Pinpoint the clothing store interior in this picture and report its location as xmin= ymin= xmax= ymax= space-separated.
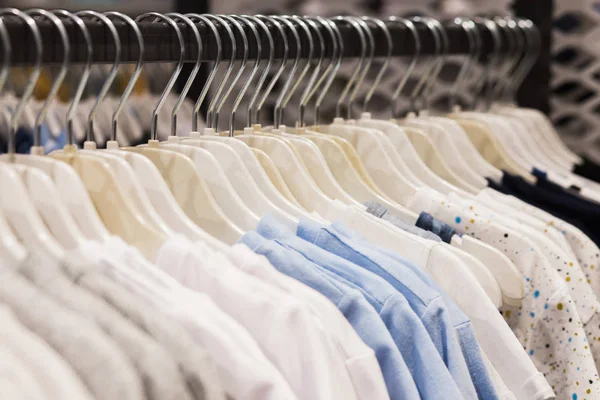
xmin=1 ymin=0 xmax=599 ymax=399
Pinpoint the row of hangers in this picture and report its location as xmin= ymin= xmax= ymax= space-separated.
xmin=0 ymin=9 xmax=566 ymax=308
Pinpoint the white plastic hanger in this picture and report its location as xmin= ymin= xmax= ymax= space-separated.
xmin=125 ymin=12 xmax=243 ymax=244
xmin=0 ymin=10 xmax=108 ymax=242
xmin=490 ymin=19 xmax=589 ymax=193
xmin=154 ymin=13 xmax=260 ymax=232
xmin=402 ymin=125 xmax=478 ymax=191
xmin=0 ymin=164 xmax=65 ymax=260
xmin=192 ymin=130 xmax=307 ymax=217
xmin=0 ymin=9 xmax=64 ymax=260
xmin=71 ymin=12 xmax=178 ymax=239
xmin=49 ymin=11 xmax=166 ymax=260
xmin=490 ymin=19 xmax=569 ymax=173
xmin=452 ymin=235 xmax=524 ymax=307
xmin=448 ymin=18 xmax=537 ymax=180
xmin=269 ymin=16 xmax=361 ymax=206
xmin=175 ymin=14 xmax=306 ymax=220
xmin=169 ymin=14 xmax=297 ymax=229
xmin=288 ymin=17 xmax=410 ymax=215
xmin=250 ymin=146 xmax=302 ymax=206
xmin=312 ymin=17 xmax=418 ymax=218
xmin=4 ymin=11 xmax=88 ymax=250
xmin=339 ymin=18 xmax=424 ymax=192
xmin=356 ymin=17 xmax=471 ymax=196
xmin=232 ymin=15 xmax=334 ymax=217
xmin=423 ymin=18 xmax=503 ymax=182
xmin=397 ymin=18 xmax=489 ymax=190
xmin=238 ymin=134 xmax=333 ymax=215
xmin=81 ymin=12 xmax=228 ymax=251
xmin=333 ymin=17 xmax=429 ymax=192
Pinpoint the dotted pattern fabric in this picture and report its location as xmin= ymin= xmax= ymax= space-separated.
xmin=410 ymin=192 xmax=600 ymax=399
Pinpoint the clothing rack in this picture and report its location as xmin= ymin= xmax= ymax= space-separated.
xmin=3 ymin=18 xmax=509 ymax=65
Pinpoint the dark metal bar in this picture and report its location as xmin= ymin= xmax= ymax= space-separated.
xmin=1 ymin=17 xmax=503 ymax=65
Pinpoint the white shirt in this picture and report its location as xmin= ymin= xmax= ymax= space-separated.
xmin=77 ymin=237 xmax=298 ymax=400
xmin=408 ymin=188 xmax=598 ymax=399
xmin=155 ymin=235 xmax=358 ymax=400
xmin=0 ymin=305 xmax=94 ymax=400
xmin=228 ymin=243 xmax=390 ymax=400
xmin=0 ymin=342 xmax=46 ymax=400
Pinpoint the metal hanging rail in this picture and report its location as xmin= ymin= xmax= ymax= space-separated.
xmin=1 ymin=17 xmax=507 ymax=65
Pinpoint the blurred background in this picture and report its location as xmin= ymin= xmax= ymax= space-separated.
xmin=1 ymin=0 xmax=599 ymax=160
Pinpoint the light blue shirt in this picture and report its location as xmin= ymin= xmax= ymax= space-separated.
xmin=239 ymin=231 xmax=421 ymax=400
xmin=302 ymin=219 xmax=479 ymax=400
xmin=256 ymin=216 xmax=465 ymax=400
xmin=328 ymin=221 xmax=499 ymax=400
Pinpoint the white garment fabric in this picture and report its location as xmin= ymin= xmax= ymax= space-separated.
xmin=227 ymin=243 xmax=390 ymax=400
xmin=0 ymin=342 xmax=46 ymax=400
xmin=408 ymin=187 xmax=599 ymax=399
xmin=154 ymin=235 xmax=357 ymax=400
xmin=0 ymin=305 xmax=94 ymax=400
xmin=74 ymin=237 xmax=299 ymax=400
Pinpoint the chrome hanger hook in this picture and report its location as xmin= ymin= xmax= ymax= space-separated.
xmin=408 ymin=16 xmax=441 ymax=114
xmin=135 ymin=12 xmax=184 ymax=142
xmin=301 ymin=16 xmax=336 ymax=126
xmin=491 ymin=17 xmax=516 ymax=103
xmin=0 ymin=8 xmax=41 ymax=154
xmin=497 ymin=17 xmax=525 ymax=102
xmin=333 ymin=16 xmax=366 ymax=119
xmin=420 ymin=18 xmax=448 ymax=112
xmin=315 ymin=18 xmax=343 ymax=125
xmin=165 ymin=12 xmax=201 ymax=137
xmin=76 ymin=10 xmax=120 ymax=145
xmin=187 ymin=14 xmax=225 ymax=132
xmin=471 ymin=17 xmax=501 ymax=110
xmin=53 ymin=10 xmax=92 ymax=147
xmin=345 ymin=17 xmax=375 ymax=118
xmin=103 ymin=11 xmax=144 ymax=143
xmin=244 ymin=15 xmax=274 ymax=127
xmin=271 ymin=15 xmax=301 ymax=129
xmin=227 ymin=15 xmax=261 ymax=135
xmin=388 ymin=17 xmax=420 ymax=119
xmin=345 ymin=17 xmax=374 ymax=118
xmin=279 ymin=16 xmax=318 ymax=127
xmin=509 ymin=19 xmax=540 ymax=103
xmin=254 ymin=15 xmax=287 ymax=126
xmin=296 ymin=16 xmax=325 ymax=127
xmin=24 ymin=9 xmax=70 ymax=152
xmin=449 ymin=18 xmax=479 ymax=111
xmin=207 ymin=14 xmax=246 ymax=131
xmin=0 ymin=17 xmax=9 ymax=97
xmin=361 ymin=16 xmax=392 ymax=114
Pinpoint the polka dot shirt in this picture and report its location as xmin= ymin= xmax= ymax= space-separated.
xmin=407 ymin=188 xmax=600 ymax=399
